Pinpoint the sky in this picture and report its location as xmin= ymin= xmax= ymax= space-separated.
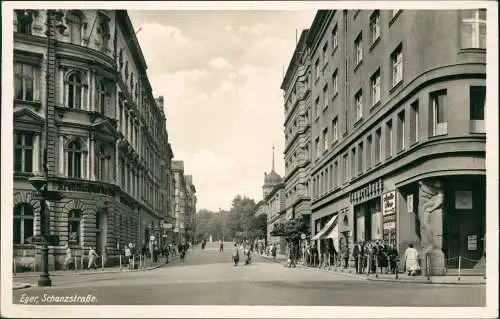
xmin=129 ymin=10 xmax=316 ymax=211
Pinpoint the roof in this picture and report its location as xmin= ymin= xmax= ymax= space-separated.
xmin=264 ymin=170 xmax=283 ymax=185
xmin=280 ymin=29 xmax=309 ymax=91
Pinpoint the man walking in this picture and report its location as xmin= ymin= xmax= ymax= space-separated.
xmin=219 ymin=239 xmax=224 ymax=252
xmin=232 ymin=243 xmax=240 ymax=266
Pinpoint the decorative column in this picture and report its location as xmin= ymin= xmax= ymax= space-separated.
xmin=30 ymin=133 xmax=40 ymax=175
xmin=90 ymin=68 xmax=96 ymax=112
xmin=58 ymin=66 xmax=64 ymax=106
xmin=87 ymin=70 xmax=91 ymax=112
xmin=89 ymin=133 xmax=95 ymax=181
xmin=115 ymin=141 xmax=120 ymax=186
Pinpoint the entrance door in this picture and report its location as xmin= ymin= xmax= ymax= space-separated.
xmin=96 ymin=211 xmax=106 ymax=255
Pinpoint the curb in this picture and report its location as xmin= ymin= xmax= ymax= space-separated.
xmin=13 ymin=283 xmax=32 ymax=290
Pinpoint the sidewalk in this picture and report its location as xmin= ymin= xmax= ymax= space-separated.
xmin=12 ymin=256 xmax=178 ymax=279
xmin=261 ymin=256 xmax=486 ymax=286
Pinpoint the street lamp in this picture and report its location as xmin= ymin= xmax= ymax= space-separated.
xmin=28 ymin=176 xmax=64 ymax=287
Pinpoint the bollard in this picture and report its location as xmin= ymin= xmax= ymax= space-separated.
xmin=458 ymin=256 xmax=461 ymax=281
xmin=102 ymin=255 xmax=105 ymax=271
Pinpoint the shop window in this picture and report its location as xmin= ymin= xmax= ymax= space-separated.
xmin=67 ymin=140 xmax=82 ymax=178
xmin=430 ymin=89 xmax=448 ymax=136
xmin=13 ymin=204 xmax=34 ymax=245
xmin=461 ymin=9 xmax=486 ymax=49
xmin=14 ymin=63 xmax=38 ymax=101
xmin=470 ymin=86 xmax=485 ymax=133
xmin=68 ymin=210 xmax=81 ymax=246
xmin=14 ymin=132 xmax=34 ymax=173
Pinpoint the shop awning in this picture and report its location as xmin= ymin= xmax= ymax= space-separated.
xmin=311 ymin=215 xmax=338 ymax=241
xmin=326 ymin=223 xmax=339 ymax=252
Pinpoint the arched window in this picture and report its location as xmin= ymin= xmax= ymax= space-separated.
xmin=95 ymin=145 xmax=106 ymax=181
xmin=68 ymin=210 xmax=81 ymax=246
xmin=67 ymin=140 xmax=82 ymax=178
xmin=13 ymin=204 xmax=34 ymax=244
xmin=68 ymin=73 xmax=83 ymax=109
xmin=97 ymin=80 xmax=107 ymax=115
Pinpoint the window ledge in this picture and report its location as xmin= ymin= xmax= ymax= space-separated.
xmin=14 ymin=99 xmax=42 ymax=111
xmin=370 ymin=100 xmax=381 ymax=111
xmin=389 ymin=80 xmax=403 ymax=94
xmin=369 ymin=37 xmax=381 ymax=52
xmin=397 ymin=149 xmax=405 ymax=155
xmin=331 ymin=46 xmax=338 ymax=56
xmin=458 ymin=48 xmax=486 ymax=54
xmin=353 ymin=117 xmax=363 ymax=128
xmin=314 ymin=116 xmax=320 ymax=122
xmin=410 ymin=140 xmax=419 ymax=148
xmin=332 ymin=92 xmax=339 ymax=101
xmin=389 ymin=10 xmax=402 ymax=26
xmin=331 ymin=140 xmax=339 ymax=147
xmin=429 ymin=133 xmax=448 ymax=138
xmin=385 ymin=155 xmax=393 ymax=161
xmin=354 ymin=60 xmax=363 ymax=73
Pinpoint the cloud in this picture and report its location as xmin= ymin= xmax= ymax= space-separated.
xmin=209 ymin=57 xmax=234 ymax=71
xmin=225 ymin=23 xmax=271 ymax=37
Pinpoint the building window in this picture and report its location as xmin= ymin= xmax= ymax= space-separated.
xmin=15 ymin=10 xmax=33 ymax=35
xmin=358 ymin=142 xmax=363 ymax=175
xmin=391 ymin=44 xmax=403 ymax=87
xmin=366 ymin=135 xmax=372 ymax=169
xmin=370 ymin=10 xmax=381 ymax=45
xmin=323 ymin=128 xmax=329 ymax=152
xmin=119 ymin=49 xmax=123 ymax=69
xmin=397 ymin=110 xmax=405 ymax=151
xmin=322 ymin=42 xmax=329 ymax=66
xmin=13 ymin=204 xmax=34 ymax=245
xmin=410 ymin=100 xmax=419 ymax=144
xmin=470 ymin=86 xmax=486 ymax=120
xmin=315 ymin=97 xmax=320 ymax=118
xmin=68 ymin=72 xmax=84 ymax=109
xmin=332 ymin=117 xmax=338 ymax=142
xmin=14 ymin=63 xmax=36 ymax=101
xmin=332 ymin=69 xmax=338 ymax=96
xmin=66 ymin=10 xmax=83 ymax=45
xmin=385 ymin=120 xmax=393 ymax=158
xmin=461 ymin=9 xmax=486 ymax=49
xmin=315 ymin=59 xmax=320 ymax=81
xmin=391 ymin=9 xmax=402 ymax=20
xmin=67 ymin=140 xmax=82 ymax=178
xmin=334 ymin=161 xmax=339 ymax=188
xmin=332 ymin=24 xmax=338 ymax=50
xmin=98 ymin=17 xmax=110 ymax=53
xmin=374 ymin=129 xmax=381 ymax=164
xmin=355 ymin=89 xmax=363 ymax=121
xmin=323 ymin=84 xmax=329 ymax=109
xmin=355 ymin=33 xmax=363 ymax=66
xmin=371 ymin=69 xmax=381 ymax=106
xmin=68 ymin=210 xmax=81 ymax=246
xmin=343 ymin=154 xmax=348 ymax=184
xmin=95 ymin=145 xmax=107 ymax=181
xmin=430 ymin=90 xmax=448 ymax=136
xmin=97 ymin=80 xmax=107 ymax=115
xmin=14 ymin=132 xmax=33 ymax=173
xmin=351 ymin=148 xmax=356 ymax=179
xmin=315 ymin=137 xmax=321 ymax=159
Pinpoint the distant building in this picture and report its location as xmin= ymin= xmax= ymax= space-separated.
xmin=283 ymin=9 xmax=486 ymax=272
xmin=172 ymin=160 xmax=186 ymax=242
xmin=184 ymin=175 xmax=197 ymax=242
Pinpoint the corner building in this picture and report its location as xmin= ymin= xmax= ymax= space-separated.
xmin=286 ymin=9 xmax=486 ymax=272
xmin=13 ymin=9 xmax=175 ymax=270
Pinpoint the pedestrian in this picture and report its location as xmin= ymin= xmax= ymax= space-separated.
xmin=352 ymin=242 xmax=361 ymax=273
xmin=87 ymin=247 xmax=99 ymax=270
xmin=178 ymin=242 xmax=186 ymax=262
xmin=388 ymin=244 xmax=399 ymax=274
xmin=63 ymin=244 xmax=73 ymax=271
xmin=232 ymin=243 xmax=240 ymax=266
xmin=404 ymin=243 xmax=420 ymax=276
xmin=271 ymin=243 xmax=277 ymax=260
xmin=219 ymin=239 xmax=224 ymax=252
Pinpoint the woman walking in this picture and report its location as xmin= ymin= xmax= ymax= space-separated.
xmin=404 ymin=243 xmax=420 ymax=276
xmin=232 ymin=243 xmax=240 ymax=266
xmin=87 ymin=247 xmax=99 ymax=270
xmin=63 ymin=244 xmax=73 ymax=271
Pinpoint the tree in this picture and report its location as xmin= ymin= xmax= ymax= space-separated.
xmin=251 ymin=213 xmax=267 ymax=239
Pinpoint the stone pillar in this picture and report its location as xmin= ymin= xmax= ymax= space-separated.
xmin=418 ymin=179 xmax=445 ymax=275
xmin=90 ymin=68 xmax=96 ymax=112
xmin=87 ymin=70 xmax=91 ymax=111
xmin=90 ymin=134 xmax=95 ymax=181
xmin=58 ymin=68 xmax=64 ymax=105
xmin=33 ymin=133 xmax=40 ymax=174
xmin=59 ymin=135 xmax=64 ymax=175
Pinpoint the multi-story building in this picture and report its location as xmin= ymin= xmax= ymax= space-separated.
xmin=281 ymin=30 xmax=313 ymax=239
xmin=184 ymin=175 xmax=197 ymax=242
xmin=172 ymin=160 xmax=186 ymax=242
xmin=285 ymin=9 xmax=486 ymax=273
xmin=12 ymin=9 xmax=177 ymax=270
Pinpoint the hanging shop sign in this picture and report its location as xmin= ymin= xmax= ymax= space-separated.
xmin=382 ymin=190 xmax=396 ymax=216
xmin=467 ymin=235 xmax=478 ymax=251
xmin=349 ymin=179 xmax=384 ymax=205
xmin=407 ymin=194 xmax=414 ymax=213
xmin=455 ymin=190 xmax=473 ymax=210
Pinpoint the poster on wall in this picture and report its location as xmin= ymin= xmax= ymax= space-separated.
xmin=382 ymin=191 xmax=396 ymax=216
xmin=467 ymin=235 xmax=478 ymax=251
xmin=455 ymin=190 xmax=473 ymax=209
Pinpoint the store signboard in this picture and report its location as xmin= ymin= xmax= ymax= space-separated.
xmin=383 ymin=221 xmax=396 ymax=230
xmin=382 ymin=191 xmax=396 ymax=216
xmin=407 ymin=194 xmax=414 ymax=213
xmin=467 ymin=235 xmax=477 ymax=251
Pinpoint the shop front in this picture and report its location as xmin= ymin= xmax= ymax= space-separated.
xmin=351 ymin=179 xmax=384 ymax=244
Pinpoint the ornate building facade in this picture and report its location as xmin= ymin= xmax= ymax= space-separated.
xmin=184 ymin=175 xmax=197 ymax=242
xmin=283 ymin=9 xmax=486 ymax=273
xmin=171 ymin=160 xmax=186 ymax=242
xmin=12 ymin=9 xmax=191 ymax=270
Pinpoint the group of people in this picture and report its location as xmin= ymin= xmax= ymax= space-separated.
xmin=231 ymin=240 xmax=252 ymax=266
xmin=350 ymin=240 xmax=399 ymax=274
